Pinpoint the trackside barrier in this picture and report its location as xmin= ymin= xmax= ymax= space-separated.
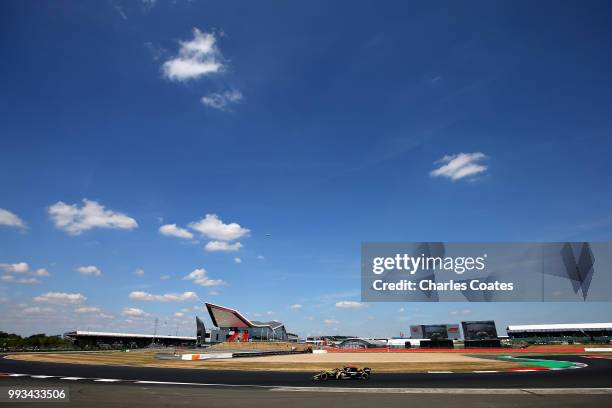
xmin=322 ymin=347 xmax=589 ymax=353
xmin=180 ymin=353 xmax=233 ymax=361
xmin=312 ymin=350 xmax=328 ymax=354
xmin=174 ymin=349 xmax=308 ymax=361
xmin=584 ymin=348 xmax=612 ymax=352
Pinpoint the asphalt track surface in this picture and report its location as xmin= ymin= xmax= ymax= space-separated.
xmin=1 ymin=354 xmax=611 ymax=389
xmin=2 ymin=378 xmax=611 ymax=408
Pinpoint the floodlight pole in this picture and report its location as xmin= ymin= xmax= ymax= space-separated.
xmin=152 ymin=317 xmax=158 ymax=346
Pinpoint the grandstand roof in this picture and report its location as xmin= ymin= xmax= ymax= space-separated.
xmin=64 ymin=330 xmax=196 ymax=340
xmin=507 ymin=323 xmax=612 ymax=332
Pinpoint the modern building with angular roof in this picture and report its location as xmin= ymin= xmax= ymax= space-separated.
xmin=205 ymin=302 xmax=291 ymax=342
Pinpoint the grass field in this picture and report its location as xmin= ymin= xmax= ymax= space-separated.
xmin=7 ymin=350 xmax=520 ymax=372
xmin=9 ymin=344 xmax=609 ymax=372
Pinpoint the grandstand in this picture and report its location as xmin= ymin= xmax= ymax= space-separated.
xmin=507 ymin=323 xmax=612 ymax=343
xmin=63 ymin=330 xmax=196 ymax=348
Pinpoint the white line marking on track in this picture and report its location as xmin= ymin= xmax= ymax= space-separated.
xmin=472 ymin=371 xmax=499 ymax=373
xmin=30 ymin=375 xmax=55 ymax=378
xmin=8 ymin=374 xmax=28 ymax=377
xmin=60 ymin=377 xmax=86 ymax=380
xmin=427 ymin=371 xmax=453 ymax=374
xmin=131 ymin=380 xmax=273 ymax=388
xmin=93 ymin=379 xmax=122 ymax=382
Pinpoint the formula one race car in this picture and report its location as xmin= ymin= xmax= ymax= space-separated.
xmin=312 ymin=366 xmax=371 ymax=381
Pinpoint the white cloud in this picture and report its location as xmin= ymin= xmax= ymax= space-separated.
xmin=0 ymin=262 xmax=29 ymax=273
xmin=140 ymin=0 xmax=157 ymax=9
xmin=17 ymin=277 xmax=39 ymax=284
xmin=0 ymin=275 xmax=40 ymax=284
xmin=23 ymin=306 xmax=53 ymax=314
xmin=201 ymin=90 xmax=243 ymax=111
xmin=144 ymin=42 xmax=166 ymax=61
xmin=76 ymin=265 xmax=102 ymax=277
xmin=398 ymin=307 xmax=405 ymax=313
xmin=129 ymin=290 xmax=199 ymax=302
xmin=134 ymin=268 xmax=145 ymax=277
xmin=289 ymin=304 xmax=303 ymax=309
xmin=160 ymin=275 xmax=170 ymax=280
xmin=75 ymin=306 xmax=101 ymax=313
xmin=430 ymin=152 xmax=488 ymax=181
xmin=122 ymin=307 xmax=148 ymax=317
xmin=0 ymin=208 xmax=26 ymax=229
xmin=257 ymin=255 xmax=265 ymax=260
xmin=174 ymin=312 xmax=184 ymax=317
xmin=33 ymin=268 xmax=50 ymax=277
xmin=114 ymin=5 xmax=127 ymax=20
xmin=335 ymin=301 xmax=367 ymax=309
xmin=162 ymin=28 xmax=224 ymax=81
xmin=48 ymin=199 xmax=138 ymax=235
xmin=234 ymin=257 xmax=242 ymax=264
xmin=159 ymin=224 xmax=194 ymax=240
xmin=34 ymin=292 xmax=86 ymax=305
xmin=450 ymin=309 xmax=472 ymax=315
xmin=189 ymin=214 xmax=249 ymax=241
xmin=205 ymin=241 xmax=243 ymax=252
xmin=324 ymin=319 xmax=339 ymax=325
xmin=183 ymin=268 xmax=225 ymax=287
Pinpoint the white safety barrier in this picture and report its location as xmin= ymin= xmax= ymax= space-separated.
xmin=584 ymin=348 xmax=612 ymax=352
xmin=312 ymin=350 xmax=328 ymax=354
xmin=180 ymin=353 xmax=233 ymax=361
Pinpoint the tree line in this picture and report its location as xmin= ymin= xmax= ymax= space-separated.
xmin=0 ymin=331 xmax=73 ymax=350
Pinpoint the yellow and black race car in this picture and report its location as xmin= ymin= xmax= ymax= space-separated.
xmin=312 ymin=366 xmax=371 ymax=381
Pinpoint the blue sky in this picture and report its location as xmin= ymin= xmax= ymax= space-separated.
xmin=1 ymin=0 xmax=612 ymax=337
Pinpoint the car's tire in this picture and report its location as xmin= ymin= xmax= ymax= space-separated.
xmin=362 ymin=373 xmax=369 ymax=381
xmin=320 ymin=373 xmax=328 ymax=381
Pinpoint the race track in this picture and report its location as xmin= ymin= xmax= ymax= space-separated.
xmin=2 ymin=354 xmax=611 ymax=389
